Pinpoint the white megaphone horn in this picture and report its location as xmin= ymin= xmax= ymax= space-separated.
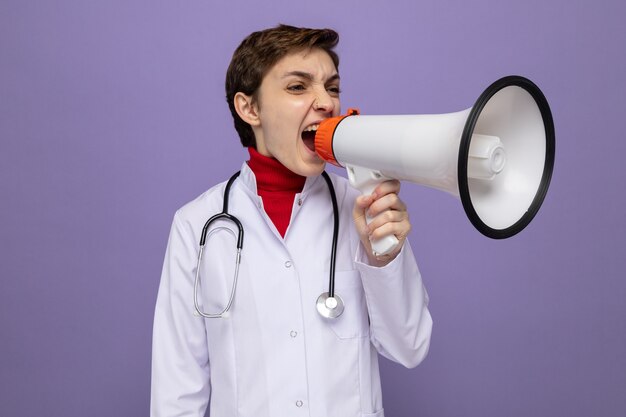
xmin=315 ymin=75 xmax=555 ymax=256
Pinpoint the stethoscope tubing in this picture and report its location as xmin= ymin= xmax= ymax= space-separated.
xmin=320 ymin=172 xmax=339 ymax=299
xmin=200 ymin=172 xmax=244 ymax=248
xmin=195 ymin=172 xmax=243 ymax=318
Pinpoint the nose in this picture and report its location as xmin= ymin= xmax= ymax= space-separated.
xmin=313 ymin=88 xmax=335 ymax=113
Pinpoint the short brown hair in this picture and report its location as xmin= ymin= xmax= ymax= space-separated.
xmin=225 ymin=24 xmax=340 ymax=147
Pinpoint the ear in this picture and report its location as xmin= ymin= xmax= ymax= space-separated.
xmin=234 ymin=92 xmax=261 ymax=127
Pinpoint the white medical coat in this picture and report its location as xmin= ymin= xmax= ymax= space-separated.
xmin=151 ymin=162 xmax=432 ymax=417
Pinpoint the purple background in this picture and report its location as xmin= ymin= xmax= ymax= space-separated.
xmin=2 ymin=1 xmax=625 ymax=416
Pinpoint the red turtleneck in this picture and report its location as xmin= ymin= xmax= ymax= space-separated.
xmin=247 ymin=147 xmax=306 ymax=237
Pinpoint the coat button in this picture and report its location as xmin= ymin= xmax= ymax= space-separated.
xmin=290 ymin=330 xmax=298 ymax=338
xmin=297 ymin=198 xmax=303 ymax=206
xmin=296 ymin=400 xmax=303 ymax=407
xmin=284 ymin=261 xmax=292 ymax=268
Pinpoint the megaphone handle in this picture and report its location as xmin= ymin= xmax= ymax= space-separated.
xmin=346 ymin=165 xmax=400 ymax=257
xmin=369 ymin=225 xmax=401 ymax=257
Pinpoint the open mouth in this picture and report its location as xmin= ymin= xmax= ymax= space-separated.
xmin=301 ymin=123 xmax=320 ymax=152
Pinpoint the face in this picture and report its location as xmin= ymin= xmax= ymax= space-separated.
xmin=246 ymin=48 xmax=341 ymax=176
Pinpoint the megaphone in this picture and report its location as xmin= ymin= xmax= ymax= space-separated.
xmin=315 ymin=75 xmax=555 ymax=256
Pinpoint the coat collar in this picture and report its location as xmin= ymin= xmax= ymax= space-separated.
xmin=238 ymin=162 xmax=324 ymax=200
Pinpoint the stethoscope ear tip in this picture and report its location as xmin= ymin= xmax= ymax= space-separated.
xmin=316 ymin=292 xmax=344 ymax=319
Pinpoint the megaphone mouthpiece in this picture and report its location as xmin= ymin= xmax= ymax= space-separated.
xmin=315 ymin=108 xmax=360 ymax=167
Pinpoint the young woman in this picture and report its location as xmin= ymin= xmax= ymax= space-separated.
xmin=151 ymin=25 xmax=432 ymax=417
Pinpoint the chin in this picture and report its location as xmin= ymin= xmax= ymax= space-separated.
xmin=296 ymin=160 xmax=326 ymax=177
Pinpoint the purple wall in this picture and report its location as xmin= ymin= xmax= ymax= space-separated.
xmin=1 ymin=1 xmax=625 ymax=416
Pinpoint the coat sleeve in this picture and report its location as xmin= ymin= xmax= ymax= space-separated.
xmin=151 ymin=211 xmax=211 ymax=417
xmin=354 ymin=240 xmax=433 ymax=369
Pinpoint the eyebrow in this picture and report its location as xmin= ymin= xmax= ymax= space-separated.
xmin=282 ymin=71 xmax=340 ymax=83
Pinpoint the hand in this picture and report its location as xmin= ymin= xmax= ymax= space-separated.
xmin=352 ymin=180 xmax=411 ymax=267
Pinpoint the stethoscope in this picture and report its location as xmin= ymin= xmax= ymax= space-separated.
xmin=193 ymin=171 xmax=344 ymax=319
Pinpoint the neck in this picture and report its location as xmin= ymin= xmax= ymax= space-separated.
xmin=246 ymin=147 xmax=306 ymax=237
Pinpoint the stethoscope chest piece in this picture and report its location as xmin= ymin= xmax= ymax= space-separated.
xmin=316 ymin=292 xmax=345 ymax=319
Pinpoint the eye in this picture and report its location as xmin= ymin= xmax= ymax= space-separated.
xmin=326 ymin=85 xmax=341 ymax=96
xmin=287 ymin=84 xmax=306 ymax=92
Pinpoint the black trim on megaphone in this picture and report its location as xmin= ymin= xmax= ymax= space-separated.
xmin=458 ymin=75 xmax=555 ymax=239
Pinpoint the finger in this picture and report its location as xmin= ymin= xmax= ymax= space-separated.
xmin=367 ymin=193 xmax=407 ymax=218
xmin=353 ymin=196 xmax=373 ymax=236
xmin=371 ymin=180 xmax=401 ymax=199
xmin=355 ymin=194 xmax=375 ymax=210
xmin=369 ymin=218 xmax=412 ymax=242
xmin=366 ymin=209 xmax=409 ymax=233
